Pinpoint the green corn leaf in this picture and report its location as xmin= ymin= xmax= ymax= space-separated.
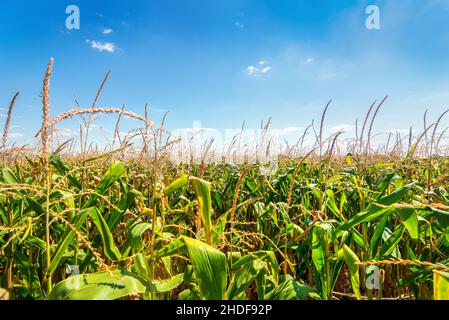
xmin=97 ymin=161 xmax=125 ymax=193
xmin=130 ymin=223 xmax=153 ymax=253
xmin=163 ymin=173 xmax=188 ymax=196
xmin=432 ymin=208 xmax=449 ymax=229
xmin=190 ymin=177 xmax=213 ymax=245
xmin=1 ymin=167 xmax=19 ymax=184
xmin=370 ymin=215 xmax=389 ymax=257
xmin=50 ymin=154 xmax=81 ymax=189
xmin=376 ymin=173 xmax=401 ymax=198
xmin=89 ymin=207 xmax=122 ymax=260
xmin=47 ymin=269 xmax=183 ymax=300
xmin=182 ymin=236 xmax=227 ymax=300
xmin=84 ymin=161 xmax=125 ymax=208
xmin=227 ymin=259 xmax=265 ymax=300
xmin=48 ymin=207 xmax=95 ymax=275
xmin=338 ymin=183 xmax=414 ymax=233
xmin=107 ymin=189 xmax=141 ymax=230
xmin=292 ymin=280 xmax=321 ymax=300
xmin=156 ymin=238 xmax=186 ymax=259
xmin=398 ymin=208 xmax=419 ymax=240
xmin=264 ymin=276 xmax=321 ymax=300
xmin=311 ymin=226 xmax=328 ymax=299
xmin=264 ymin=279 xmax=297 ymax=300
xmin=434 ymin=270 xmax=449 ymax=300
xmin=134 ymin=253 xmax=149 ymax=278
xmin=375 ymin=224 xmax=405 ymax=259
xmin=230 ymin=250 xmax=279 ymax=284
xmin=326 ymin=189 xmax=344 ymax=221
xmin=339 ymin=245 xmax=361 ymax=300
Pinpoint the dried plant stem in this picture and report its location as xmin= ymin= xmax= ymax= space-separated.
xmin=1 ymin=92 xmax=20 ymax=151
xmin=356 ymin=259 xmax=449 ymax=272
xmin=112 ymin=105 xmax=125 ymax=148
xmin=319 ymin=99 xmax=333 ymax=158
xmin=407 ymin=126 xmax=413 ymax=154
xmin=42 ymin=58 xmax=53 ymax=162
xmin=41 ymin=57 xmax=53 ymax=293
xmin=423 ymin=110 xmax=430 ymax=156
xmin=366 ymin=95 xmax=388 ymax=155
xmin=436 ymin=126 xmax=449 ymax=152
xmin=408 ymin=123 xmax=436 ymax=158
xmin=430 ymin=108 xmax=449 ymax=156
xmin=43 ymin=107 xmax=151 ymax=129
xmin=84 ymin=70 xmax=111 ymax=156
xmin=359 ymin=100 xmax=377 ymax=153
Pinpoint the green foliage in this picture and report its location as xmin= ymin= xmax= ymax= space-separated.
xmin=2 ymin=156 xmax=449 ymax=300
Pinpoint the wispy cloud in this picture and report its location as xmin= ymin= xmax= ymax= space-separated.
xmin=386 ymin=129 xmax=410 ymax=134
xmin=305 ymin=57 xmax=314 ymax=64
xmin=331 ymin=124 xmax=354 ymax=133
xmin=246 ymin=66 xmax=258 ymax=76
xmin=273 ymin=126 xmax=302 ymax=136
xmin=261 ymin=66 xmax=272 ymax=74
xmin=246 ymin=60 xmax=273 ymax=76
xmin=101 ymin=28 xmax=113 ymax=35
xmin=86 ymin=40 xmax=116 ymax=53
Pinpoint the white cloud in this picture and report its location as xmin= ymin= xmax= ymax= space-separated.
xmin=246 ymin=61 xmax=272 ymax=76
xmin=331 ymin=124 xmax=354 ymax=133
xmin=268 ymin=127 xmax=303 ymax=138
xmin=261 ymin=66 xmax=272 ymax=74
xmin=305 ymin=58 xmax=314 ymax=64
xmin=246 ymin=66 xmax=258 ymax=76
xmin=386 ymin=129 xmax=410 ymax=134
xmin=275 ymin=126 xmax=302 ymax=136
xmin=86 ymin=40 xmax=116 ymax=53
xmin=101 ymin=28 xmax=113 ymax=35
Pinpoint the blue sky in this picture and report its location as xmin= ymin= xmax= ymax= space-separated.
xmin=1 ymin=0 xmax=449 ymax=147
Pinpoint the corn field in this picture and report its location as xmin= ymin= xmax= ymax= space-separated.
xmin=1 ymin=58 xmax=449 ymax=301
